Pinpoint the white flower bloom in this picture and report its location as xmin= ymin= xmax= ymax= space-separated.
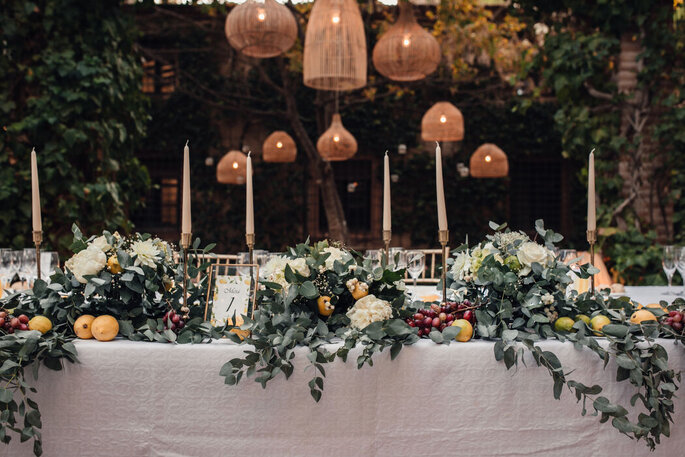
xmin=130 ymin=240 xmax=161 ymax=268
xmin=261 ymin=256 xmax=310 ymax=291
xmin=494 ymin=231 xmax=529 ymax=251
xmin=393 ymin=280 xmax=406 ymax=291
xmin=346 ymin=294 xmax=393 ymax=330
xmin=450 ymin=251 xmax=473 ymax=280
xmin=541 ymin=292 xmax=555 ymax=305
xmin=516 ymin=241 xmax=555 ymax=276
xmin=346 ymin=278 xmax=359 ymax=293
xmin=322 ymin=246 xmax=351 ymax=271
xmin=90 ymin=235 xmax=112 ymax=253
xmin=153 ymin=238 xmax=174 ymax=262
xmin=65 ymin=245 xmax=107 ymax=283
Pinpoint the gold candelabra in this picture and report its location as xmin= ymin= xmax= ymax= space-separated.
xmin=33 ymin=230 xmax=43 ymax=281
xmin=383 ymin=230 xmax=391 ymax=265
xmin=439 ymin=229 xmax=449 ymax=304
xmin=587 ymin=229 xmax=596 ymax=294
xmin=180 ymin=232 xmax=192 ymax=319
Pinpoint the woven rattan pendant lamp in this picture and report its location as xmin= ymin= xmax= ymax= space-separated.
xmin=225 ymin=0 xmax=297 ymax=58
xmin=317 ymin=113 xmax=357 ymax=161
xmin=263 ymin=131 xmax=297 ymax=162
xmin=217 ymin=150 xmax=248 ymax=184
xmin=303 ymin=0 xmax=367 ymax=91
xmin=469 ymin=143 xmax=509 ymax=178
xmin=421 ymin=101 xmax=464 ymax=142
xmin=372 ymin=1 xmax=441 ymax=81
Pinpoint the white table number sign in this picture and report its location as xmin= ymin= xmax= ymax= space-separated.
xmin=210 ymin=275 xmax=252 ymax=326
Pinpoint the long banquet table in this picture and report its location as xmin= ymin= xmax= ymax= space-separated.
xmin=3 ymin=334 xmax=684 ymax=457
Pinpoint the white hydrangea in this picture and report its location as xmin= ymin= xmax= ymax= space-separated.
xmin=346 ymin=294 xmax=393 ymax=330
xmin=261 ymin=256 xmax=310 ymax=291
xmin=322 ymin=246 xmax=351 ymax=271
xmin=541 ymin=292 xmax=555 ymax=305
xmin=65 ymin=245 xmax=107 ymax=283
xmin=90 ymin=235 xmax=112 ymax=253
xmin=494 ymin=231 xmax=530 ymax=252
xmin=130 ymin=240 xmax=161 ymax=268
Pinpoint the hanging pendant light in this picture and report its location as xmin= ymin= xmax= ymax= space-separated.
xmin=469 ymin=143 xmax=508 ymax=178
xmin=225 ymin=0 xmax=297 ymax=58
xmin=303 ymin=0 xmax=367 ymax=91
xmin=372 ymin=1 xmax=441 ymax=82
xmin=263 ymin=131 xmax=297 ymax=163
xmin=421 ymin=101 xmax=464 ymax=142
xmin=217 ymin=150 xmax=248 ymax=184
xmin=317 ymin=113 xmax=357 ymax=161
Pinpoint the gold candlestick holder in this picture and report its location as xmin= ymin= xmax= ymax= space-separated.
xmin=382 ymin=230 xmax=391 ymax=265
xmin=180 ymin=232 xmax=192 ymax=319
xmin=439 ymin=229 xmax=449 ymax=304
xmin=33 ymin=230 xmax=43 ymax=281
xmin=246 ymin=233 xmax=255 ymax=265
xmin=587 ymin=229 xmax=597 ymax=294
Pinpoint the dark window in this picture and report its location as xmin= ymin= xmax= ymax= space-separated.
xmin=319 ymin=160 xmax=372 ymax=232
xmin=141 ymin=59 xmax=176 ymax=96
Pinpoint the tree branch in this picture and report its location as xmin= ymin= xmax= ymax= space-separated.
xmin=584 ymin=82 xmax=614 ymax=101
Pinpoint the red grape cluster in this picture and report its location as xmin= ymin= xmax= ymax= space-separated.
xmin=406 ymin=301 xmax=477 ymax=337
xmin=162 ymin=310 xmax=186 ymax=333
xmin=663 ymin=310 xmax=684 ymax=334
xmin=0 ymin=311 xmax=29 ymax=334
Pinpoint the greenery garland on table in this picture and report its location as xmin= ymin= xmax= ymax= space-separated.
xmin=0 ymin=222 xmax=683 ymax=456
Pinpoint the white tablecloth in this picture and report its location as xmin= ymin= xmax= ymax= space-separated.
xmin=3 ymin=338 xmax=684 ymax=457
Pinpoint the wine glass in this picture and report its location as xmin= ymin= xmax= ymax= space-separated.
xmin=389 ymin=247 xmax=406 ymax=271
xmin=40 ymin=251 xmax=60 ymax=280
xmin=22 ymin=248 xmax=37 ymax=288
xmin=662 ymin=245 xmax=677 ymax=295
xmin=0 ymin=249 xmax=11 ymax=289
xmin=9 ymin=250 xmax=23 ymax=289
xmin=406 ymin=250 xmax=425 ymax=301
xmin=365 ymin=250 xmax=382 ymax=270
xmin=676 ymin=247 xmax=685 ymax=296
xmin=557 ymin=249 xmax=579 ymax=265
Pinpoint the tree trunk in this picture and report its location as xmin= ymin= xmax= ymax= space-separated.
xmin=281 ymin=62 xmax=349 ymax=243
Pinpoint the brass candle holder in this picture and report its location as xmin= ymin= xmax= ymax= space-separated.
xmin=246 ymin=233 xmax=255 ymax=265
xmin=382 ymin=230 xmax=391 ymax=265
xmin=180 ymin=232 xmax=192 ymax=319
xmin=439 ymin=229 xmax=449 ymax=304
xmin=33 ymin=230 xmax=43 ymax=281
xmin=587 ymin=229 xmax=596 ymax=294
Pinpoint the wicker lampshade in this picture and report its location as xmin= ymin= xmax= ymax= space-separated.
xmin=303 ymin=0 xmax=367 ymax=91
xmin=225 ymin=0 xmax=297 ymax=58
xmin=217 ymin=150 xmax=248 ymax=184
xmin=469 ymin=143 xmax=509 ymax=178
xmin=317 ymin=113 xmax=357 ymax=161
xmin=263 ymin=131 xmax=297 ymax=163
xmin=372 ymin=1 xmax=441 ymax=82
xmin=421 ymin=101 xmax=464 ymax=142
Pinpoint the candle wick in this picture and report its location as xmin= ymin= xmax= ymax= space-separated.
xmin=185 ymin=139 xmax=189 ymax=147
xmin=248 ymin=151 xmax=251 ymax=157
xmin=384 ymin=150 xmax=388 ymax=157
xmin=590 ymin=147 xmax=595 ymax=155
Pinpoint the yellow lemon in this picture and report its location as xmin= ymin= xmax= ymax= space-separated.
xmin=317 ymin=296 xmax=335 ymax=317
xmin=451 ymin=319 xmax=473 ymax=342
xmin=107 ymin=256 xmax=122 ymax=274
xmin=74 ymin=314 xmax=96 ymax=339
xmin=28 ymin=316 xmax=52 ymax=334
xmin=630 ymin=309 xmax=657 ymax=325
xmin=575 ymin=314 xmax=591 ymax=326
xmin=554 ymin=317 xmax=575 ymax=332
xmin=638 ymin=303 xmax=667 ymax=313
xmin=351 ymin=286 xmax=369 ymax=300
xmin=590 ymin=315 xmax=611 ymax=335
xmin=91 ymin=315 xmax=119 ymax=341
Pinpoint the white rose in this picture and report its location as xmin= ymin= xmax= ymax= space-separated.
xmin=90 ymin=235 xmax=112 ymax=253
xmin=130 ymin=240 xmax=160 ymax=268
xmin=516 ymin=242 xmax=554 ymax=276
xmin=346 ymin=294 xmax=393 ymax=329
xmin=64 ymin=245 xmax=107 ymax=283
xmin=261 ymin=256 xmax=310 ymax=292
xmin=450 ymin=251 xmax=473 ymax=280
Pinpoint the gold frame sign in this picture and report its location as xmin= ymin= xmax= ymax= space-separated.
xmin=204 ymin=264 xmax=259 ymax=328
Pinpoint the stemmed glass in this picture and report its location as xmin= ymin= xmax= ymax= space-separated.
xmin=406 ymin=250 xmax=425 ymax=301
xmin=40 ymin=251 xmax=60 ymax=281
xmin=365 ymin=250 xmax=382 ymax=270
xmin=388 ymin=247 xmax=406 ymax=271
xmin=662 ymin=246 xmax=677 ymax=295
xmin=22 ymin=248 xmax=37 ymax=288
xmin=676 ymin=247 xmax=685 ymax=296
xmin=9 ymin=250 xmax=23 ymax=289
xmin=0 ymin=249 xmax=11 ymax=289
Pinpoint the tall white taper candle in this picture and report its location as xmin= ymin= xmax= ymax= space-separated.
xmin=246 ymin=152 xmax=254 ymax=235
xmin=31 ymin=148 xmax=42 ymax=232
xmin=587 ymin=149 xmax=596 ymax=231
xmin=383 ymin=151 xmax=391 ymax=232
xmin=181 ymin=140 xmax=192 ymax=234
xmin=435 ymin=142 xmax=447 ymax=231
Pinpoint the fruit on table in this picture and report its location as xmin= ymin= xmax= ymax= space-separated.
xmin=575 ymin=314 xmax=591 ymax=326
xmin=163 ymin=310 xmax=186 ymax=332
xmin=630 ymin=309 xmax=657 ymax=324
xmin=590 ymin=315 xmax=611 ymax=334
xmin=28 ymin=316 xmax=52 ymax=334
xmin=554 ymin=317 xmax=575 ymax=332
xmin=663 ymin=310 xmax=685 ymax=334
xmin=74 ymin=315 xmax=96 ymax=339
xmin=91 ymin=315 xmax=119 ymax=341
xmin=317 ymin=296 xmax=335 ymax=317
xmin=1 ymin=312 xmax=31 ymax=334
xmin=638 ymin=303 xmax=667 ymax=312
xmin=107 ymin=255 xmax=122 ymax=274
xmin=406 ymin=301 xmax=476 ymax=337
xmin=451 ymin=319 xmax=474 ymax=342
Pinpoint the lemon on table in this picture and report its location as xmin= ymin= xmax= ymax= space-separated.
xmin=575 ymin=314 xmax=591 ymax=326
xmin=91 ymin=315 xmax=119 ymax=341
xmin=451 ymin=319 xmax=473 ymax=342
xmin=317 ymin=296 xmax=335 ymax=317
xmin=28 ymin=316 xmax=52 ymax=334
xmin=74 ymin=314 xmax=96 ymax=339
xmin=107 ymin=255 xmax=122 ymax=274
xmin=630 ymin=309 xmax=657 ymax=325
xmin=590 ymin=315 xmax=611 ymax=334
xmin=554 ymin=317 xmax=575 ymax=332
